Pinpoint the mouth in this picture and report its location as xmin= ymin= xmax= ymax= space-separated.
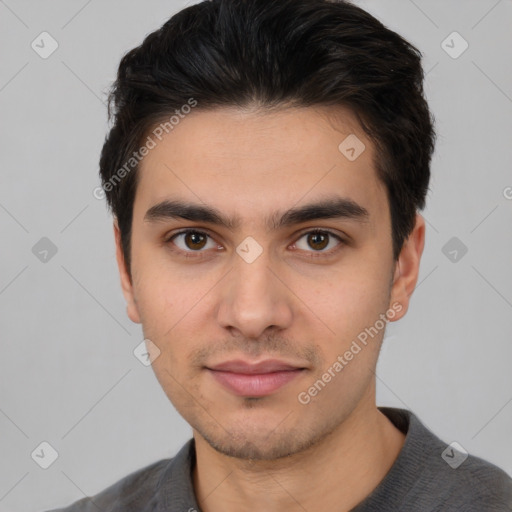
xmin=206 ymin=359 xmax=307 ymax=397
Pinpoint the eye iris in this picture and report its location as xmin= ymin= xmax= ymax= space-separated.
xmin=308 ymin=232 xmax=328 ymax=251
xmin=185 ymin=232 xmax=207 ymax=250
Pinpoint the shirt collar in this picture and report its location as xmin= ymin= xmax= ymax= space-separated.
xmin=157 ymin=437 xmax=200 ymax=512
xmin=155 ymin=407 xmax=420 ymax=511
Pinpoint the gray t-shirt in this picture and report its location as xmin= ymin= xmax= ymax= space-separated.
xmin=46 ymin=407 xmax=512 ymax=511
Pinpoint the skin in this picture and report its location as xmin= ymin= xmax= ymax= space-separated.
xmin=114 ymin=105 xmax=425 ymax=512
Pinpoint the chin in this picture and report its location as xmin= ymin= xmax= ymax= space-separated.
xmin=194 ymin=412 xmax=335 ymax=461
xmin=201 ymin=430 xmax=310 ymax=460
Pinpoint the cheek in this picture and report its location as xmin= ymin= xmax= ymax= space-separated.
xmin=135 ymin=281 xmax=175 ymax=334
xmin=133 ymin=266 xmax=208 ymax=359
xmin=132 ymin=246 xmax=186 ymax=322
xmin=133 ymin=279 xmax=189 ymax=366
xmin=299 ymin=263 xmax=390 ymax=324
xmin=293 ymin=265 xmax=392 ymax=373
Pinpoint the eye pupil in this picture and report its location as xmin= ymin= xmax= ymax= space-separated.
xmin=186 ymin=232 xmax=207 ymax=250
xmin=308 ymin=232 xmax=329 ymax=251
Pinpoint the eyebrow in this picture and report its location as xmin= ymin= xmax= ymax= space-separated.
xmin=143 ymin=196 xmax=370 ymax=231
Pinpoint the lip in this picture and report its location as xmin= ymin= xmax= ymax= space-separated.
xmin=208 ymin=359 xmax=303 ymax=374
xmin=207 ymin=359 xmax=306 ymax=397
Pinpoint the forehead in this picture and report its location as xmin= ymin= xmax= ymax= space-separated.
xmin=134 ymin=106 xmax=387 ymax=224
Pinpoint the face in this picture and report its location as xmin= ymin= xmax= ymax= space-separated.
xmin=115 ymin=106 xmax=424 ymax=460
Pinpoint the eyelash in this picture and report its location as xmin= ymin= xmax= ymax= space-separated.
xmin=164 ymin=228 xmax=345 ymax=259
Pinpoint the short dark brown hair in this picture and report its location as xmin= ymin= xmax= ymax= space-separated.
xmin=99 ymin=0 xmax=436 ymax=275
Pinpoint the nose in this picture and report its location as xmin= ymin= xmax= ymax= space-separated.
xmin=216 ymin=248 xmax=294 ymax=340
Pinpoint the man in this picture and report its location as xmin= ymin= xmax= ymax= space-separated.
xmin=48 ymin=0 xmax=512 ymax=510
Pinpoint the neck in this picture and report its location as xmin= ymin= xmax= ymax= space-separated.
xmin=192 ymin=396 xmax=405 ymax=512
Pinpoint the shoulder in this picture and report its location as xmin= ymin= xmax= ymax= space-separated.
xmin=44 ymin=457 xmax=172 ymax=512
xmin=378 ymin=408 xmax=512 ymax=511
xmin=432 ymin=452 xmax=512 ymax=511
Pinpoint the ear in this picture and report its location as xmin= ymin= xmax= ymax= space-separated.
xmin=114 ymin=219 xmax=141 ymax=324
xmin=388 ymin=213 xmax=426 ymax=322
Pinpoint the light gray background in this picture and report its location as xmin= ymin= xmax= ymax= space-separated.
xmin=0 ymin=0 xmax=511 ymax=510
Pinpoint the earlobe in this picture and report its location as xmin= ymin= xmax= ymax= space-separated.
xmin=113 ymin=220 xmax=141 ymax=324
xmin=388 ymin=213 xmax=426 ymax=322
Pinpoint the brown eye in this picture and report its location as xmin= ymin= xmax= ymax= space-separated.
xmin=294 ymin=230 xmax=343 ymax=253
xmin=169 ymin=230 xmax=216 ymax=252
xmin=184 ymin=231 xmax=208 ymax=250
xmin=307 ymin=232 xmax=329 ymax=251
